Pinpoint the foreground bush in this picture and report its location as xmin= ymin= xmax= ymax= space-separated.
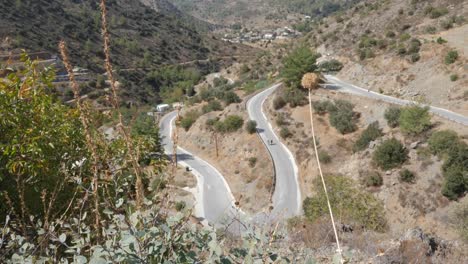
xmin=373 ymin=138 xmax=408 ymax=170
xmin=303 ymin=175 xmax=387 ymax=231
xmin=213 ymin=115 xmax=244 ymax=133
xmin=353 ymin=122 xmax=383 ymax=152
xmin=399 ymin=105 xmax=431 ymax=135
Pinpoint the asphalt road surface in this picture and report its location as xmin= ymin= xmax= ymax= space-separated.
xmin=247 ymin=84 xmax=302 ymax=220
xmin=159 ymin=112 xmax=245 ymax=228
xmin=324 ymin=75 xmax=468 ymax=126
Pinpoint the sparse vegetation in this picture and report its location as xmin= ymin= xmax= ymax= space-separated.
xmin=399 ymin=169 xmax=416 ymax=183
xmin=399 ymin=105 xmax=431 ymax=135
xmin=280 ymin=127 xmax=293 ymax=139
xmin=273 ymin=96 xmax=287 ymax=110
xmin=246 ymin=120 xmax=258 ymax=134
xmin=312 ymin=100 xmax=334 ymax=115
xmin=361 ymin=171 xmax=383 ymax=187
xmin=180 ymin=110 xmax=201 ymax=131
xmin=175 ymin=201 xmax=186 ymax=211
xmin=384 ymin=106 xmax=401 ymax=128
xmin=318 ymin=150 xmax=332 ymax=164
xmin=353 ymin=121 xmax=383 ymax=152
xmin=214 ymin=115 xmax=244 ymax=133
xmin=202 ymin=100 xmax=223 ymax=113
xmin=303 ymin=175 xmax=387 ymax=231
xmin=445 ymin=50 xmax=459 ymax=65
xmin=428 ymin=130 xmax=459 ymax=157
xmin=328 ymin=100 xmax=358 ymax=134
xmin=450 ymin=74 xmax=458 ymax=82
xmin=248 ymin=157 xmax=258 ymax=168
xmin=373 ymin=138 xmax=408 ymax=170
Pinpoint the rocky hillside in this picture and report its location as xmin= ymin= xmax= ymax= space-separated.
xmin=302 ymin=0 xmax=468 ymax=114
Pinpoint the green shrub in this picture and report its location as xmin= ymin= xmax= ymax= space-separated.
xmin=280 ymin=127 xmax=292 ymax=139
xmin=436 ymin=37 xmax=447 ymax=44
xmin=216 ymin=115 xmax=244 ymax=133
xmin=175 ymin=201 xmax=186 ymax=211
xmin=303 ymin=175 xmax=387 ymax=231
xmin=248 ymin=157 xmax=258 ymax=168
xmin=384 ymin=106 xmax=401 ymax=128
xmin=245 ymin=120 xmax=258 ymax=134
xmin=328 ymin=100 xmax=357 ymax=134
xmin=221 ymin=91 xmax=241 ymax=105
xmin=361 ymin=171 xmax=383 ymax=187
xmin=180 ymin=110 xmax=200 ymax=131
xmin=273 ymin=96 xmax=286 ymax=110
xmin=318 ymin=59 xmax=343 ymax=72
xmin=399 ymin=169 xmax=416 ymax=183
xmin=445 ymin=50 xmax=459 ymax=65
xmin=428 ymin=130 xmax=459 ymax=157
xmin=373 ymin=138 xmax=408 ymax=170
xmin=318 ymin=150 xmax=332 ymax=164
xmin=202 ymin=100 xmax=223 ymax=113
xmin=450 ymin=74 xmax=458 ymax=82
xmin=399 ymin=105 xmax=431 ymax=135
xmin=353 ymin=122 xmax=383 ymax=152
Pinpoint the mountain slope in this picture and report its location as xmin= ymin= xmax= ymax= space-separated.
xmin=168 ymin=0 xmax=363 ymax=28
xmin=1 ymin=0 xmax=241 ymax=69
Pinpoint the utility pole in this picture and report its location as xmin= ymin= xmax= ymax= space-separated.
xmin=171 ymin=106 xmax=180 ymax=178
xmin=211 ymin=130 xmax=219 ymax=158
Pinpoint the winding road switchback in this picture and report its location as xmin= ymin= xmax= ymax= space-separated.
xmin=324 ymin=75 xmax=468 ymax=126
xmin=247 ymin=84 xmax=302 ymax=219
xmin=159 ymin=112 xmax=245 ymax=228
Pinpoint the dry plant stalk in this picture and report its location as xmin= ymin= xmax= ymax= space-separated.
xmin=301 ymin=72 xmax=320 ymax=90
xmin=99 ymin=0 xmax=144 ymax=208
xmin=59 ymin=41 xmax=102 ymax=235
xmin=303 ymin=72 xmax=344 ymax=264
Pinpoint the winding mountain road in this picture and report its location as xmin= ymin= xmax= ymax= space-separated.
xmin=159 ymin=112 xmax=244 ymax=227
xmin=323 ymin=75 xmax=468 ymax=126
xmin=247 ymin=84 xmax=302 ymax=219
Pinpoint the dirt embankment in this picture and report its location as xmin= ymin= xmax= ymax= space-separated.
xmin=264 ymin=86 xmax=467 ymax=241
xmin=178 ymin=102 xmax=274 ymax=214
